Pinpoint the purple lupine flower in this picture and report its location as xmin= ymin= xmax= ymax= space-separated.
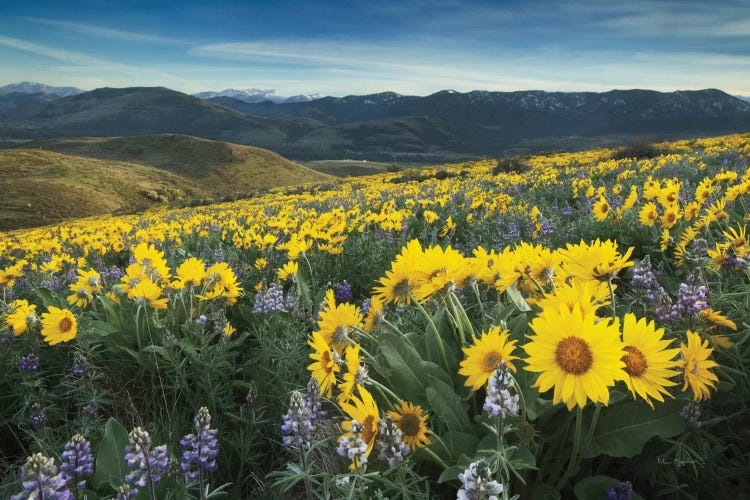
xmin=671 ymin=281 xmax=709 ymax=318
xmin=360 ymin=298 xmax=371 ymax=317
xmin=11 ymin=452 xmax=72 ymax=500
xmin=539 ymin=220 xmax=554 ymax=237
xmin=19 ymin=353 xmax=40 ymax=373
xmin=375 ymin=415 xmax=410 ymax=467
xmin=123 ymin=427 xmax=169 ymax=490
xmin=179 ymin=407 xmax=219 ymax=482
xmin=506 ymin=221 xmax=520 ymax=240
xmin=336 ymin=420 xmax=369 ymax=466
xmin=60 ymin=434 xmax=95 ymax=490
xmin=281 ymin=379 xmax=326 ymax=449
xmin=483 ymin=362 xmax=519 ymax=418
xmin=29 ymin=403 xmax=47 ymax=429
xmin=195 ymin=315 xmax=208 ymax=325
xmin=680 ymin=402 xmax=703 ymax=429
xmin=71 ymin=353 xmax=90 ymax=377
xmin=115 ymin=483 xmax=139 ymax=500
xmin=100 ymin=266 xmax=125 ymax=282
xmin=253 ymin=283 xmax=287 ymax=314
xmin=606 ymin=481 xmax=633 ymax=500
xmin=457 ymin=459 xmax=504 ymax=500
xmin=335 ymin=280 xmax=353 ymax=303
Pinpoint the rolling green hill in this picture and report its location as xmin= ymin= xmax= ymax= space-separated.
xmin=20 ymin=134 xmax=333 ymax=195
xmin=0 ymin=149 xmax=208 ymax=230
xmin=2 ymin=135 xmax=334 ymax=230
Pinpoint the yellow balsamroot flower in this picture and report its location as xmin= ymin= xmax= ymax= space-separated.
xmin=592 ymin=196 xmax=610 ymax=222
xmin=558 ymin=239 xmax=634 ymax=283
xmin=423 ymin=210 xmax=439 ymax=223
xmin=40 ymin=306 xmax=77 ymax=345
xmin=374 ymin=239 xmax=427 ymax=306
xmin=699 ymin=308 xmax=737 ymax=331
xmin=4 ymin=299 xmax=37 ymax=336
xmin=278 ymin=261 xmax=298 ymax=281
xmin=223 ymin=322 xmax=236 ymax=337
xmin=622 ymin=186 xmax=639 ymax=211
xmin=620 ymin=314 xmax=680 ymax=408
xmin=639 ymin=202 xmax=658 ymax=226
xmin=412 ymin=245 xmax=472 ymax=302
xmin=388 ymin=401 xmax=431 ymax=450
xmin=363 ymin=295 xmax=384 ymax=332
xmin=254 ymin=257 xmax=268 ymax=270
xmin=131 ymin=242 xmax=171 ymax=283
xmin=128 ymin=278 xmax=169 ymax=310
xmin=339 ymin=386 xmax=379 ymax=469
xmin=199 ymin=262 xmax=242 ymax=305
xmin=680 ymin=331 xmax=719 ymax=401
xmin=308 ymin=331 xmax=340 ymax=398
xmin=660 ymin=229 xmax=670 ymax=252
xmin=659 ymin=205 xmax=681 ymax=229
xmin=524 ymin=305 xmax=626 ymax=410
xmin=682 ymin=201 xmax=702 ymax=221
xmin=723 ymin=225 xmax=748 ymax=257
xmin=440 ymin=216 xmax=456 ymax=238
xmin=530 ymin=280 xmax=612 ymax=319
xmin=459 ymin=327 xmax=519 ymax=391
xmin=337 ymin=344 xmax=364 ymax=405
xmin=67 ymin=285 xmax=93 ymax=308
xmin=315 ymin=295 xmax=363 ymax=354
xmin=174 ymin=257 xmax=207 ymax=288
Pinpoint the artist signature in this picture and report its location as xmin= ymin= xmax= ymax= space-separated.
xmin=657 ymin=457 xmax=705 ymax=469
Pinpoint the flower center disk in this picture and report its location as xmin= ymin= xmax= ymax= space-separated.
xmin=555 ymin=336 xmax=593 ymax=375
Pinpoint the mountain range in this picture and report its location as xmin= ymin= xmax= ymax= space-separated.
xmin=1 ymin=83 xmax=749 ymax=160
xmin=192 ymin=88 xmax=322 ymax=103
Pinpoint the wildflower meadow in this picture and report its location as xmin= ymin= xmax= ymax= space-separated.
xmin=1 ymin=133 xmax=749 ymax=499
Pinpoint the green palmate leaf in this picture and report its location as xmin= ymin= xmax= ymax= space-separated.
xmin=425 ymin=375 xmax=471 ymax=432
xmin=583 ymin=399 xmax=685 ymax=458
xmin=92 ymin=417 xmax=129 ymax=491
xmin=574 ymin=476 xmax=645 ymax=500
xmin=438 ymin=465 xmax=466 ymax=484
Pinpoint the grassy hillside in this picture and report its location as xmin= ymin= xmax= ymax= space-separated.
xmin=22 ymin=134 xmax=333 ymax=193
xmin=0 ymin=149 xmax=207 ymax=230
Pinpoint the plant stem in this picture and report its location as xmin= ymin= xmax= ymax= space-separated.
xmin=585 ymin=404 xmax=602 ymax=452
xmin=607 ymin=278 xmax=617 ymax=317
xmin=410 ymin=293 xmax=450 ymax=368
xmin=420 ymin=446 xmax=450 ymax=470
xmin=556 ymin=406 xmax=583 ymax=491
xmin=300 ymin=445 xmax=313 ymax=500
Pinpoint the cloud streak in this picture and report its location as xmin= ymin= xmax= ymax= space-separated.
xmin=23 ymin=18 xmax=187 ymax=45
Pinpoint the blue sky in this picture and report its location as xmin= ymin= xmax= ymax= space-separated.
xmin=1 ymin=0 xmax=749 ymax=96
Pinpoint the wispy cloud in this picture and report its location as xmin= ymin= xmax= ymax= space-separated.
xmin=22 ymin=18 xmax=187 ymax=45
xmin=0 ymin=36 xmax=109 ymax=65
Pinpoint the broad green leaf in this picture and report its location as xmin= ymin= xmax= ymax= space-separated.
xmin=442 ymin=431 xmax=479 ymax=460
xmin=380 ymin=334 xmax=426 ymax=403
xmin=583 ymin=399 xmax=685 ymax=458
xmin=506 ymin=283 xmax=531 ymax=312
xmin=426 ymin=375 xmax=470 ymax=432
xmin=92 ymin=417 xmax=129 ymax=491
xmin=574 ymin=476 xmax=645 ymax=500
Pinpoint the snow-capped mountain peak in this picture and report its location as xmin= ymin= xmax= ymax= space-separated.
xmin=193 ymin=88 xmax=323 ymax=104
xmin=0 ymin=81 xmax=85 ymax=97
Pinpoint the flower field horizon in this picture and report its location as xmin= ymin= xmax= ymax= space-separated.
xmin=2 ymin=132 xmax=749 ymax=499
